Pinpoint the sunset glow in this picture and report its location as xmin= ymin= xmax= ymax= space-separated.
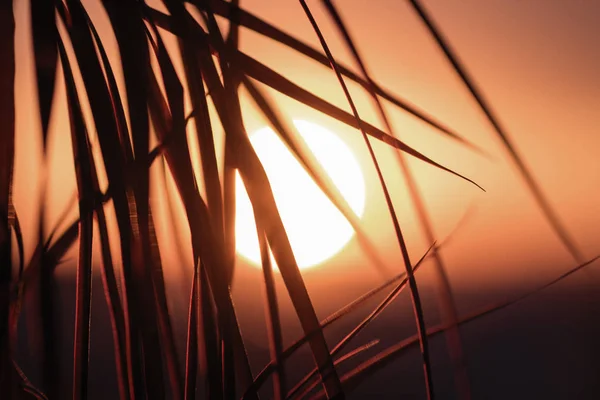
xmin=235 ymin=120 xmax=366 ymax=270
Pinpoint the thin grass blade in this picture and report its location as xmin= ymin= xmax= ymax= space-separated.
xmin=238 ymin=56 xmax=483 ymax=191
xmin=31 ymin=0 xmax=58 ymax=149
xmin=256 ymin=225 xmax=286 ymax=400
xmin=184 ymin=263 xmax=198 ymax=400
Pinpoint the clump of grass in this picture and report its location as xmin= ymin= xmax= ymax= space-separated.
xmin=0 ymin=1 xmax=594 ymax=399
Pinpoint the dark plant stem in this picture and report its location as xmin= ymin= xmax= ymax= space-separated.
xmin=257 ymin=227 xmax=286 ymax=400
xmin=184 ymin=265 xmax=198 ymax=400
xmin=0 ymin=1 xmax=16 ymax=396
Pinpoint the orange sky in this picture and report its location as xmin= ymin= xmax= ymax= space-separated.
xmin=10 ymin=0 xmax=600 ymax=343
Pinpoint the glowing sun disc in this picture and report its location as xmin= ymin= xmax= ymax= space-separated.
xmin=235 ymin=119 xmax=366 ymax=270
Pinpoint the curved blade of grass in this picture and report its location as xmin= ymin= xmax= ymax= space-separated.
xmin=238 ymin=56 xmax=483 ymax=192
xmin=201 ymin=0 xmax=242 ymax=289
xmin=31 ymin=0 xmax=58 ymax=149
xmin=195 ymin=0 xmax=239 ymax=289
xmin=322 ymin=1 xmax=470 ymax=397
xmin=214 ymin=0 xmax=240 ymax=287
xmin=7 ymin=205 xmax=24 ymax=280
xmin=298 ymin=1 xmax=434 ymax=398
xmin=144 ymin=8 xmax=484 ymax=192
xmin=95 ymin=201 xmax=132 ymax=400
xmin=436 ymin=202 xmax=476 ymax=250
xmin=335 ymin=340 xmax=380 ymax=366
xmin=294 ymin=339 xmax=380 ymax=400
xmin=13 ymin=360 xmax=49 ymax=400
xmin=57 ymin=36 xmax=95 ymax=400
xmin=151 ymin=1 xmax=486 ymax=155
xmin=184 ymin=261 xmax=199 ymax=400
xmin=24 ymin=141 xmax=182 ymax=289
xmin=82 ymin=5 xmax=133 ymax=163
xmin=310 ymin=254 xmax=600 ymax=399
xmin=147 ymin=209 xmax=185 ymax=399
xmin=407 ymin=0 xmax=582 ymax=263
xmin=256 ymin=223 xmax=286 ymax=400
xmin=223 ymin=144 xmax=237 ymax=285
xmin=294 ymin=339 xmax=383 ymax=400
xmin=0 ymin=0 xmax=15 ymax=368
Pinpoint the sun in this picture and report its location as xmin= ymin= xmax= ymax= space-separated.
xmin=235 ymin=119 xmax=366 ymax=271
